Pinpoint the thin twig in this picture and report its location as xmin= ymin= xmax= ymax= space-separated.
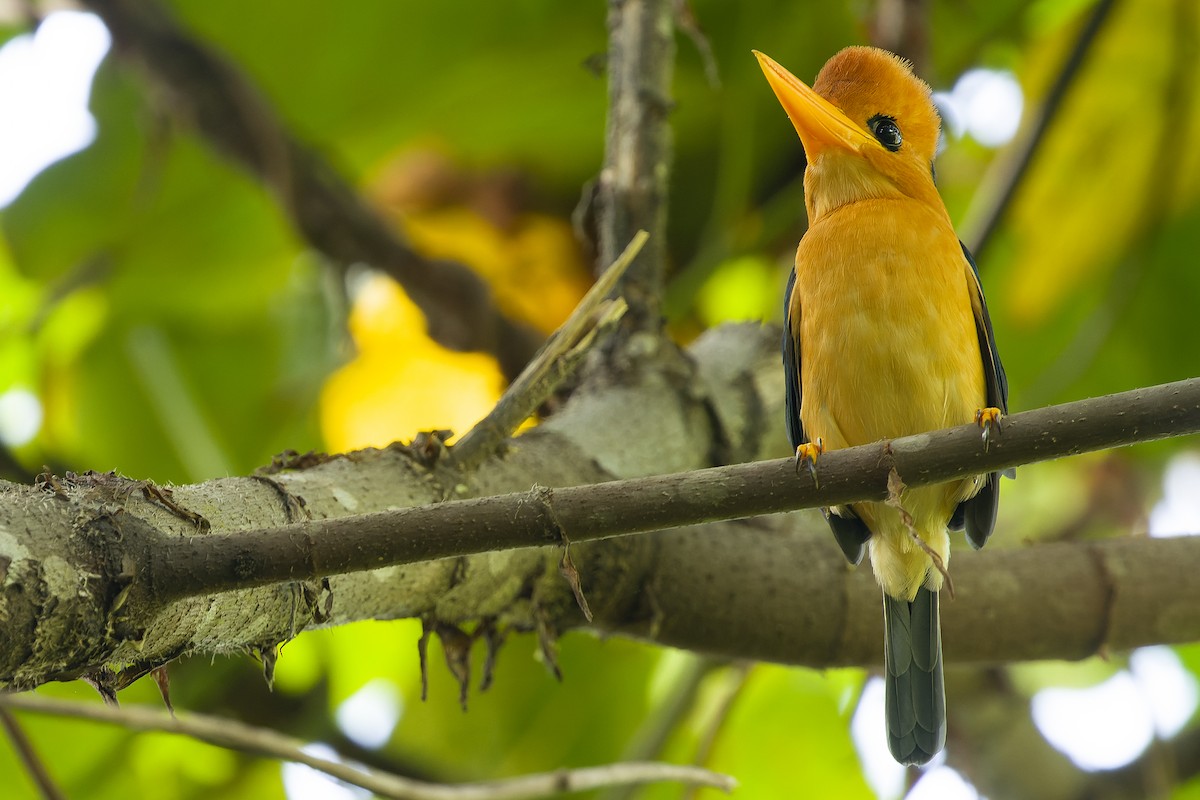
xmin=961 ymin=0 xmax=1119 ymax=261
xmin=0 ymin=707 xmax=66 ymax=800
xmin=673 ymin=0 xmax=720 ymax=88
xmin=451 ymin=231 xmax=648 ymax=471
xmin=0 ymin=694 xmax=736 ymax=800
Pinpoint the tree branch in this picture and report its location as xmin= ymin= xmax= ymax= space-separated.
xmin=596 ymin=0 xmax=675 ymax=338
xmin=145 ymin=376 xmax=1200 ymax=599
xmin=1 ymin=333 xmax=1198 ymax=692
xmin=0 ymin=694 xmax=735 ymax=799
xmin=80 ymin=0 xmax=542 ymax=379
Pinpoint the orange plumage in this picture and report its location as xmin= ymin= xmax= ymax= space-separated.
xmin=756 ymin=46 xmax=1009 ymax=765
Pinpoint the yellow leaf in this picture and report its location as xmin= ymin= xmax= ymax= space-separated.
xmin=321 ymin=275 xmax=503 ymax=450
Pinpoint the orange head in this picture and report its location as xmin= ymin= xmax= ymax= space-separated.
xmin=754 ymin=46 xmax=945 ymax=224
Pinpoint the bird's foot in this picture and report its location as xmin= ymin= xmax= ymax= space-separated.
xmin=974 ymin=407 xmax=1003 ymax=451
xmin=794 ymin=438 xmax=824 ymax=489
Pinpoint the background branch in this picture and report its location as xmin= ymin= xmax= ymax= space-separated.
xmin=946 ymin=667 xmax=1200 ymax=800
xmin=1021 ymin=0 xmax=1198 ymax=406
xmin=961 ymin=0 xmax=1118 ymax=260
xmin=80 ymin=0 xmax=542 ymax=379
xmin=596 ymin=0 xmax=675 ymax=339
xmin=870 ymin=0 xmax=929 ymax=73
xmin=0 ymin=707 xmax=65 ymax=800
xmin=0 ymin=694 xmax=735 ymax=799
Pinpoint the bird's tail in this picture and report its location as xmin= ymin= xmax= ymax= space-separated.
xmin=883 ymin=586 xmax=946 ymax=765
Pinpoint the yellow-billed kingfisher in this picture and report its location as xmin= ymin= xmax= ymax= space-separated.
xmin=755 ymin=46 xmax=1009 ymax=765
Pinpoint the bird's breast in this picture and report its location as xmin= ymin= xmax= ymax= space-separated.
xmin=792 ymin=198 xmax=986 ymax=599
xmin=792 ymin=199 xmax=984 ymax=451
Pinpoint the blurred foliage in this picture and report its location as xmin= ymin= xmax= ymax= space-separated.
xmin=2 ymin=0 xmax=1200 ymax=798
xmin=322 ymin=148 xmax=591 ymax=451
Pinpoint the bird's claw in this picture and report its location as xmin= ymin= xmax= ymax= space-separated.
xmin=794 ymin=438 xmax=824 ymax=488
xmin=975 ymin=407 xmax=1003 ymax=451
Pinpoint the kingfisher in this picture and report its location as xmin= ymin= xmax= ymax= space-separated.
xmin=755 ymin=46 xmax=1009 ymax=765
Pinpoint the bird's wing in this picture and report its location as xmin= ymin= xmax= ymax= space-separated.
xmin=784 ymin=266 xmax=871 ymax=565
xmin=961 ymin=241 xmax=1009 ymax=416
xmin=782 ymin=268 xmax=806 ymax=451
xmin=953 ymin=241 xmax=1013 ymax=549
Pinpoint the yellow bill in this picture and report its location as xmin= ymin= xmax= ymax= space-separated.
xmin=754 ymin=50 xmax=877 ymax=159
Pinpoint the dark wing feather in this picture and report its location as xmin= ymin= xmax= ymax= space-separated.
xmin=783 ymin=267 xmax=871 ymax=564
xmin=961 ymin=242 xmax=1009 ymax=416
xmin=782 ymin=268 xmax=806 ymax=452
xmin=825 ymin=509 xmax=870 ymax=565
xmin=954 ymin=241 xmax=1012 ymax=550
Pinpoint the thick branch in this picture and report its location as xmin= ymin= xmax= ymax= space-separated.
xmin=81 ymin=0 xmax=541 ymax=379
xmin=615 ymin=524 xmax=1200 ymax=668
xmin=146 ymin=377 xmax=1200 ymax=598
xmin=2 ymin=321 xmax=1197 ymax=690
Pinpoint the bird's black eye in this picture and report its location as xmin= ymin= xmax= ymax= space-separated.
xmin=868 ymin=115 xmax=902 ymax=152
